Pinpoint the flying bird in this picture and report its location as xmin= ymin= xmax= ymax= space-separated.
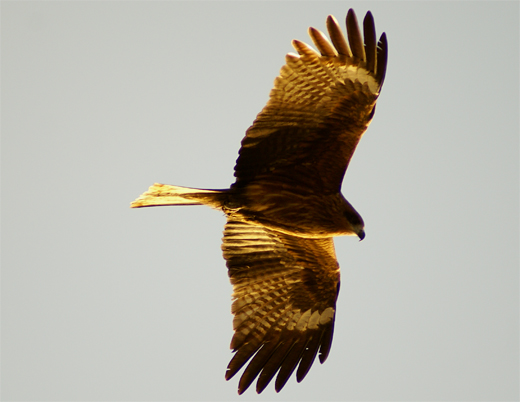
xmin=131 ymin=9 xmax=387 ymax=394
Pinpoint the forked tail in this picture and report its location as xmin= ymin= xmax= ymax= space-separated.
xmin=130 ymin=183 xmax=227 ymax=209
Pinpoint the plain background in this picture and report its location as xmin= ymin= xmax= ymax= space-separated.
xmin=2 ymin=1 xmax=518 ymax=401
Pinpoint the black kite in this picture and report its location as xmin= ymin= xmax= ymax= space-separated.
xmin=131 ymin=9 xmax=388 ymax=394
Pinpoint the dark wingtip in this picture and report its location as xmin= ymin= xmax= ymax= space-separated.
xmin=318 ymin=323 xmax=334 ymax=364
xmin=326 ymin=14 xmax=351 ymax=57
xmin=225 ymin=367 xmax=234 ymax=381
xmin=363 ymin=11 xmax=377 ymax=73
xmin=376 ymin=32 xmax=388 ymax=87
xmin=346 ymin=8 xmax=365 ymax=61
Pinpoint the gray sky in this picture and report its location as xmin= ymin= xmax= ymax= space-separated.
xmin=2 ymin=1 xmax=518 ymax=401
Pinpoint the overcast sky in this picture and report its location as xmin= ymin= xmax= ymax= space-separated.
xmin=2 ymin=2 xmax=518 ymax=401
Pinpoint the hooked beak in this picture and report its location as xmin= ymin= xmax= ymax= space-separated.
xmin=358 ymin=229 xmax=365 ymax=241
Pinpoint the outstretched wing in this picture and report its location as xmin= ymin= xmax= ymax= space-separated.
xmin=222 ymin=219 xmax=340 ymax=394
xmin=232 ymin=9 xmax=388 ymax=193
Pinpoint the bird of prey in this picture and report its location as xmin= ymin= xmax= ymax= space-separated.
xmin=131 ymin=8 xmax=387 ymax=394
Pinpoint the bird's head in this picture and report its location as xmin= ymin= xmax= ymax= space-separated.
xmin=341 ymin=198 xmax=365 ymax=240
xmin=348 ymin=218 xmax=365 ymax=241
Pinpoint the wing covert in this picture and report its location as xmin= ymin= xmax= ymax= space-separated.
xmin=222 ymin=219 xmax=340 ymax=394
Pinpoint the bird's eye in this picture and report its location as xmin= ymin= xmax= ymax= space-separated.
xmin=344 ymin=210 xmax=362 ymax=226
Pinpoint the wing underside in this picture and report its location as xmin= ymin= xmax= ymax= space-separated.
xmin=222 ymin=219 xmax=340 ymax=393
xmin=232 ymin=9 xmax=388 ymax=193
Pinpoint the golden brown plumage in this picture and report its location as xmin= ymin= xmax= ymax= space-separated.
xmin=222 ymin=220 xmax=339 ymax=393
xmin=131 ymin=9 xmax=387 ymax=394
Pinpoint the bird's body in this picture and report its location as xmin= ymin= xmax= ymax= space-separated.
xmin=131 ymin=9 xmax=387 ymax=394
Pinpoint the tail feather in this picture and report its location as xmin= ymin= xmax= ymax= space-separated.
xmin=130 ymin=183 xmax=226 ymax=209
